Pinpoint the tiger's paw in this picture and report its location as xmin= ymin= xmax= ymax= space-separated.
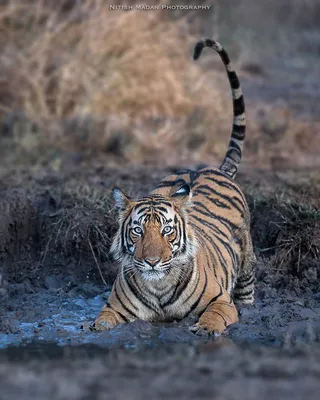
xmin=189 ymin=321 xmax=223 ymax=337
xmin=90 ymin=319 xmax=115 ymax=331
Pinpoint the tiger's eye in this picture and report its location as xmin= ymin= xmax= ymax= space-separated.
xmin=163 ymin=226 xmax=173 ymax=235
xmin=133 ymin=227 xmax=143 ymax=235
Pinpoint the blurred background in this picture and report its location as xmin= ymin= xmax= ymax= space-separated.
xmin=0 ymin=0 xmax=319 ymax=172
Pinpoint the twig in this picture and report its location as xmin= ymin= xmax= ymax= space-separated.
xmin=88 ymin=236 xmax=107 ymax=287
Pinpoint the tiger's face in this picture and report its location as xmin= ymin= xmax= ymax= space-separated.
xmin=110 ymin=185 xmax=194 ymax=281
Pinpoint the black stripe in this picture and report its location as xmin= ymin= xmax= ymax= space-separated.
xmin=198 ymin=286 xmax=223 ymax=317
xmin=225 ymin=148 xmax=240 ymax=163
xmin=119 ymin=276 xmax=139 ymax=311
xmin=176 ymin=218 xmax=183 ymax=253
xmin=181 ymin=215 xmax=187 ymax=254
xmin=203 ymin=247 xmax=217 ymax=279
xmin=190 ymin=170 xmax=200 ymax=183
xmin=152 ymin=201 xmax=172 ymax=207
xmin=235 ymin=276 xmax=255 ymax=288
xmin=234 ymin=288 xmax=254 ymax=297
xmin=183 ymin=269 xmax=208 ymax=318
xmin=232 ymin=124 xmax=246 ymax=140
xmin=230 ymin=139 xmax=242 ymax=153
xmin=200 ymin=169 xmax=244 ymax=193
xmin=193 ymin=188 xmax=231 ymax=210
xmin=116 ymin=310 xmax=129 ymax=323
xmin=157 ymin=178 xmax=187 ymax=189
xmin=219 ymin=49 xmax=230 ymax=65
xmin=190 ymin=212 xmax=237 ymax=289
xmin=227 ymin=70 xmax=240 ymax=89
xmin=191 ymin=208 xmax=230 ymax=239
xmin=191 ymin=216 xmax=239 ymax=292
xmin=194 ymin=183 xmax=245 ymax=216
xmin=155 ymin=206 xmax=168 ymax=213
xmin=156 ymin=210 xmax=169 ymax=221
xmin=136 ymin=206 xmax=151 ymax=214
xmin=201 ymin=171 xmax=248 ymax=206
xmin=162 ymin=263 xmax=194 ymax=307
xmin=211 ymin=309 xmax=228 ymax=328
xmin=226 ymin=145 xmax=242 ymax=161
xmin=192 ymin=195 xmax=240 ymax=230
xmin=193 ymin=41 xmax=204 ymax=60
xmin=127 ymin=275 xmax=160 ymax=313
xmin=114 ymin=283 xmax=138 ymax=320
xmin=121 ymin=214 xmax=131 ymax=254
xmin=233 ymin=95 xmax=245 ymax=116
xmin=190 ymin=222 xmax=229 ymax=287
xmin=174 ymin=170 xmax=192 ymax=175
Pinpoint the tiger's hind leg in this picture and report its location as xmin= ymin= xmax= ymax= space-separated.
xmin=233 ymin=237 xmax=256 ymax=305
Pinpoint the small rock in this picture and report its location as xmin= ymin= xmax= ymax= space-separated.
xmin=45 ymin=275 xmax=61 ymax=290
xmin=303 ymin=268 xmax=318 ymax=283
xmin=80 ymin=283 xmax=104 ymax=298
xmin=0 ymin=317 xmax=20 ymax=334
xmin=9 ymin=283 xmax=26 ymax=296
xmin=23 ymin=279 xmax=35 ymax=293
xmin=0 ymin=288 xmax=8 ymax=303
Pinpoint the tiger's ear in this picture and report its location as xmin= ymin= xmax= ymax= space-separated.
xmin=112 ymin=187 xmax=132 ymax=211
xmin=171 ymin=184 xmax=192 ymax=208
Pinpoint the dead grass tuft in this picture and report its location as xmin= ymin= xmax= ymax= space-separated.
xmin=275 ymin=204 xmax=320 ymax=276
xmin=249 ymin=189 xmax=320 ymax=281
xmin=38 ymin=185 xmax=117 ymax=285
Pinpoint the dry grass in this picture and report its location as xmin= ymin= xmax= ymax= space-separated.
xmin=0 ymin=0 xmax=230 ymax=162
xmin=0 ymin=0 xmax=319 ymax=168
xmin=247 ymin=185 xmax=320 ymax=282
xmin=38 ymin=185 xmax=117 ymax=285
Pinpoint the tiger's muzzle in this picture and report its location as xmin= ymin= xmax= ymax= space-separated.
xmin=133 ymin=257 xmax=173 ymax=274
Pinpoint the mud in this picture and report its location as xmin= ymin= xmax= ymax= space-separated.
xmin=0 ymin=164 xmax=319 ymax=399
xmin=1 ymin=275 xmax=320 ymax=350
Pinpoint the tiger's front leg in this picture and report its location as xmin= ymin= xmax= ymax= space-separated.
xmin=92 ymin=304 xmax=130 ymax=331
xmin=190 ymin=288 xmax=238 ymax=336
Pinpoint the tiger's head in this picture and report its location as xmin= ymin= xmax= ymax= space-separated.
xmin=110 ymin=184 xmax=196 ymax=281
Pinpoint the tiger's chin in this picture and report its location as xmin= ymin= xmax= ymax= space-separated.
xmin=141 ymin=270 xmax=167 ymax=282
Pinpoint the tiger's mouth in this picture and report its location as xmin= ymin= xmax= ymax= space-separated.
xmin=132 ymin=259 xmax=172 ymax=281
xmin=141 ymin=269 xmax=167 ymax=281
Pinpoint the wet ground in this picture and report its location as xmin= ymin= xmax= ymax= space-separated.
xmin=1 ymin=271 xmax=320 ymax=350
xmin=0 ymin=164 xmax=320 ymax=399
xmin=1 ymin=275 xmax=320 ymax=399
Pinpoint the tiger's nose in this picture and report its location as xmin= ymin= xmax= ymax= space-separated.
xmin=144 ymin=257 xmax=161 ymax=267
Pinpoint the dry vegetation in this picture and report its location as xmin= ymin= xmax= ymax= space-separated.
xmin=0 ymin=0 xmax=231 ymax=164
xmin=0 ymin=0 xmax=318 ymax=168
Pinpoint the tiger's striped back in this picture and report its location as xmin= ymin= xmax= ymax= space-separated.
xmin=152 ymin=166 xmax=254 ymax=302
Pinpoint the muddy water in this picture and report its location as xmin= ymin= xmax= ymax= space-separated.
xmin=1 ymin=270 xmax=320 ymax=400
xmin=1 ymin=280 xmax=320 ymax=352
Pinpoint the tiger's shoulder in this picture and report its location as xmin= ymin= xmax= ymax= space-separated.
xmin=153 ymin=167 xmax=246 ymax=201
xmin=152 ymin=166 xmax=250 ymax=225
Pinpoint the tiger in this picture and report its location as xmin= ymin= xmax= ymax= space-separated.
xmin=92 ymin=38 xmax=256 ymax=335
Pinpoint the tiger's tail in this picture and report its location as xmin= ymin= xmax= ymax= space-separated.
xmin=193 ymin=39 xmax=246 ymax=179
